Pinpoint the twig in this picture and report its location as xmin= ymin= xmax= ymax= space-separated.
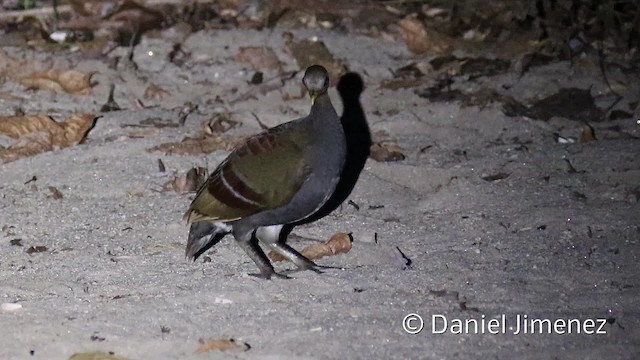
xmin=250 ymin=112 xmax=269 ymax=130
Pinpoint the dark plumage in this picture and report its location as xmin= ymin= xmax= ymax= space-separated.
xmin=184 ymin=65 xmax=346 ymax=278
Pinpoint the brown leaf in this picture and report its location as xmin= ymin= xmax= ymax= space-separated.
xmin=60 ymin=114 xmax=98 ymax=145
xmin=139 ymin=117 xmax=180 ymax=128
xmin=147 ymin=135 xmax=244 ymax=156
xmin=580 ymin=123 xmax=597 ymax=143
xmin=26 ymin=245 xmax=48 ymax=254
xmin=0 ymin=115 xmax=57 ymax=138
xmin=0 ymin=131 xmax=53 ymax=163
xmin=144 ymin=84 xmax=171 ymax=99
xmin=72 ymin=1 xmax=163 ymax=28
xmin=68 ymin=0 xmax=164 ymax=43
xmin=284 ymin=33 xmax=346 ymax=83
xmin=203 ymin=115 xmax=240 ymax=135
xmin=504 ymin=88 xmax=604 ymax=123
xmin=325 ymin=232 xmax=353 ymax=255
xmin=107 ymin=0 xmax=164 ymax=31
xmin=19 ymin=69 xmax=94 ymax=95
xmin=69 ymin=351 xmax=130 ymax=360
xmin=298 ymin=243 xmax=333 ymax=260
xmin=162 ymin=167 xmax=207 ymax=193
xmin=47 ymin=186 xmax=64 ymax=200
xmin=369 ymin=143 xmax=405 ymax=162
xmin=230 ymin=71 xmax=297 ymax=105
xmin=236 ymin=46 xmax=281 ymax=71
xmin=268 ymin=251 xmax=286 ymax=262
xmin=269 ymin=232 xmax=353 ymax=262
xmin=397 ymin=14 xmax=455 ymax=55
xmin=196 ymin=338 xmax=250 ymax=353
xmin=0 ymin=114 xmax=98 ymax=163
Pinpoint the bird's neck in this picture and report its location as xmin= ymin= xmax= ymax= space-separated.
xmin=307 ymin=92 xmax=342 ymax=140
xmin=310 ymin=93 xmax=337 ymax=120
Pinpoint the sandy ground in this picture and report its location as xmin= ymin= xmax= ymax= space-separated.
xmin=1 ymin=25 xmax=639 ymax=359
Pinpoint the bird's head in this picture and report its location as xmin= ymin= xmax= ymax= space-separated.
xmin=302 ymin=65 xmax=330 ymax=104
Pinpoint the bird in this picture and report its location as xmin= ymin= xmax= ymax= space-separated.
xmin=183 ymin=65 xmax=347 ymax=279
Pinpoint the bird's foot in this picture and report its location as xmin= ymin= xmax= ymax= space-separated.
xmin=284 ymin=263 xmax=344 ymax=276
xmin=248 ymin=269 xmax=291 ymax=280
xmin=279 ymin=262 xmax=326 ymax=276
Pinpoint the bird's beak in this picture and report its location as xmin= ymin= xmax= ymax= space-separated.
xmin=309 ymin=90 xmax=318 ymax=104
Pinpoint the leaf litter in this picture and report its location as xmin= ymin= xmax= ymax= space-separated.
xmin=0 ymin=114 xmax=98 ymax=163
xmin=19 ymin=69 xmax=95 ymax=95
xmin=196 ymin=337 xmax=250 ymax=353
xmin=269 ymin=232 xmax=352 ymax=262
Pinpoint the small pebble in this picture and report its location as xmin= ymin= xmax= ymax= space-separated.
xmin=1 ymin=303 xmax=22 ymax=312
xmin=214 ymin=297 xmax=233 ymax=304
xmin=358 ymin=232 xmax=378 ymax=244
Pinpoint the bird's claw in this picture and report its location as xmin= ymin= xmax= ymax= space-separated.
xmin=249 ymin=270 xmax=291 ymax=280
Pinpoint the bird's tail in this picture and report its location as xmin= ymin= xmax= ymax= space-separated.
xmin=185 ymin=221 xmax=230 ymax=260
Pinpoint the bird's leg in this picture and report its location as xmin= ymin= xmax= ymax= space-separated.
xmin=256 ymin=225 xmax=321 ymax=273
xmin=232 ymin=228 xmax=288 ymax=279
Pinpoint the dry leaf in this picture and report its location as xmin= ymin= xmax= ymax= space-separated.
xmin=203 ymin=115 xmax=240 ymax=135
xmin=69 ymin=352 xmax=130 ymax=360
xmin=148 ymin=135 xmax=244 ymax=156
xmin=26 ymin=245 xmax=48 ymax=254
xmin=398 ymin=14 xmax=455 ymax=55
xmin=19 ymin=69 xmax=94 ymax=95
xmin=107 ymin=0 xmax=164 ymax=33
xmin=144 ymin=84 xmax=171 ymax=99
xmin=325 ymin=232 xmax=353 ymax=255
xmin=236 ymin=46 xmax=282 ymax=71
xmin=69 ymin=0 xmax=165 ymax=42
xmin=47 ymin=186 xmax=64 ymax=200
xmin=230 ymin=71 xmax=297 ymax=105
xmin=126 ymin=129 xmax=158 ymax=138
xmin=580 ymin=123 xmax=597 ymax=143
xmin=369 ymin=143 xmax=405 ymax=162
xmin=284 ymin=33 xmax=346 ymax=83
xmin=162 ymin=167 xmax=207 ymax=193
xmin=269 ymin=232 xmax=353 ymax=262
xmin=0 ymin=114 xmax=98 ymax=163
xmin=196 ymin=338 xmax=250 ymax=353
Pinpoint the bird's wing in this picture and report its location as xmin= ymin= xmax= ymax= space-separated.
xmin=184 ymin=126 xmax=311 ymax=223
